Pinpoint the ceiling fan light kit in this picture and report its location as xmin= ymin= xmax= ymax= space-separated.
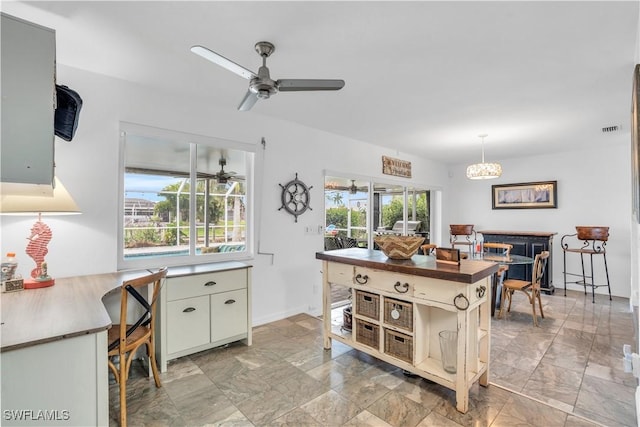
xmin=191 ymin=41 xmax=345 ymax=111
xmin=466 ymin=134 xmax=503 ymax=180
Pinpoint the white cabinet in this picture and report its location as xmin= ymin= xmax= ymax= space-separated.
xmin=157 ymin=263 xmax=252 ymax=372
xmin=166 ymin=295 xmax=210 ymax=354
xmin=1 ymin=13 xmax=56 ymax=193
xmin=210 ymin=289 xmax=248 ymax=342
xmin=320 ymin=257 xmax=492 ymax=414
xmin=1 ymin=332 xmax=108 ymax=426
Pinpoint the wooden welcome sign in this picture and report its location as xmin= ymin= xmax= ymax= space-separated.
xmin=382 ymin=156 xmax=412 ymax=178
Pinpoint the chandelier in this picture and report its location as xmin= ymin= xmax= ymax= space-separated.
xmin=466 ymin=134 xmax=502 ymax=180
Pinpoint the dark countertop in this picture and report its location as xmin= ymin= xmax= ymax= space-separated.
xmin=478 ymin=230 xmax=557 ymax=237
xmin=316 ymin=248 xmax=498 ymax=284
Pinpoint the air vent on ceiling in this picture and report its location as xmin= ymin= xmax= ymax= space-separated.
xmin=602 ymin=125 xmax=620 ymax=133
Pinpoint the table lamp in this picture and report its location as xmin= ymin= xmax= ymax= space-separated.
xmin=0 ymin=177 xmax=81 ymax=288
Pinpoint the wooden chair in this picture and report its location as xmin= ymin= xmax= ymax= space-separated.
xmin=483 ymin=242 xmax=513 ymax=276
xmin=421 ymin=243 xmax=437 ymax=255
xmin=499 ymin=251 xmax=549 ymax=326
xmin=108 ymin=267 xmax=167 ymax=426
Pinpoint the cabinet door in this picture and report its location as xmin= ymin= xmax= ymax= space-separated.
xmin=210 ymin=289 xmax=247 ymax=343
xmin=1 ymin=14 xmax=55 ymax=188
xmin=167 ymin=295 xmax=210 ymax=354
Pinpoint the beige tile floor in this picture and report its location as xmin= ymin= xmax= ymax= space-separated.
xmin=110 ymin=290 xmax=637 ymax=426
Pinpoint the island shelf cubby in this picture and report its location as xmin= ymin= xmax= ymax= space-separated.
xmin=318 ymin=248 xmax=497 ymax=414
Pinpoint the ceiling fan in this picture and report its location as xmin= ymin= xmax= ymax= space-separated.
xmin=191 ymin=41 xmax=345 ymax=111
xmin=349 ymin=180 xmax=358 ymax=194
xmin=212 ymin=158 xmax=241 ymax=184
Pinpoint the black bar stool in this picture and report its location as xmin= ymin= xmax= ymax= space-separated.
xmin=561 ymin=226 xmax=611 ymax=303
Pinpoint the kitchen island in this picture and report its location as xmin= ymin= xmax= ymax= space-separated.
xmin=316 ymin=248 xmax=498 ymax=413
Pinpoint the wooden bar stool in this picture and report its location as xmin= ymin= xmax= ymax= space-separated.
xmin=449 ymin=224 xmax=476 ymax=256
xmin=561 ymin=226 xmax=611 ymax=303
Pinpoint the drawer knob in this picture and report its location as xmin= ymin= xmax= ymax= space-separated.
xmin=204 ymin=281 xmax=217 ymax=287
xmin=394 ymin=282 xmax=409 ymax=293
xmin=224 ymin=299 xmax=236 ymax=305
xmin=355 ymin=274 xmax=369 ymax=284
xmin=183 ymin=307 xmax=196 ymax=313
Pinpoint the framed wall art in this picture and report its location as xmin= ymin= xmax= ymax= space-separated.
xmin=492 ymin=181 xmax=557 ymax=209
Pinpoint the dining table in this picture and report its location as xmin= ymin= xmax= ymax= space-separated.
xmin=473 ymin=253 xmax=535 ymax=316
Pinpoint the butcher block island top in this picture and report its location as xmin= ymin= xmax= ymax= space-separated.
xmin=315 ymin=247 xmax=498 ymax=282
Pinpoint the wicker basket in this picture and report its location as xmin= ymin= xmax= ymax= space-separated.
xmin=576 ymin=226 xmax=609 ymax=241
xmin=355 ymin=319 xmax=379 ymax=349
xmin=384 ymin=329 xmax=413 ymax=364
xmin=373 ymin=235 xmax=424 ymax=260
xmin=355 ymin=290 xmax=379 ymax=320
xmin=383 ymin=298 xmax=413 ymax=332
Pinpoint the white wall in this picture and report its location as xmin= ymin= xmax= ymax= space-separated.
xmin=445 ymin=142 xmax=632 ymax=298
xmin=0 ymin=65 xmax=448 ymax=326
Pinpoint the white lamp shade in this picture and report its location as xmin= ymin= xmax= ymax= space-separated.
xmin=0 ymin=177 xmax=81 ymax=215
xmin=466 ymin=162 xmax=503 ymax=180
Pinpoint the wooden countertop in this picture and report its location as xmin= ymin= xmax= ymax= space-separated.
xmin=477 ymin=230 xmax=557 ymax=237
xmin=0 ymin=261 xmax=250 ymax=352
xmin=316 ymin=248 xmax=498 ymax=283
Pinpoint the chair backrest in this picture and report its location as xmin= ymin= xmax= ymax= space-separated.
xmin=340 ymin=236 xmax=358 ymax=248
xmin=531 ymin=251 xmax=549 ymax=290
xmin=576 ymin=226 xmax=609 ymax=242
xmin=449 ymin=224 xmax=476 ymax=243
xmin=324 ymin=236 xmax=341 ymax=251
xmin=421 ymin=244 xmax=437 ymax=255
xmin=110 ymin=267 xmax=168 ymax=352
xmin=483 ymin=242 xmax=513 ymax=256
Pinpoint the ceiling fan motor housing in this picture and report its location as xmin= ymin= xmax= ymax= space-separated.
xmin=250 ymin=66 xmax=278 ymax=99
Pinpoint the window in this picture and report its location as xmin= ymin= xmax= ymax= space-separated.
xmin=119 ymin=123 xmax=255 ymax=269
xmin=324 ymin=175 xmax=433 ymax=251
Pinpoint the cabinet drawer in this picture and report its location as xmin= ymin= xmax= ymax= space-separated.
xmin=168 ymin=269 xmax=247 ymax=301
xmin=327 ymin=262 xmax=353 ymax=286
xmin=353 ymin=267 xmax=414 ymax=296
xmin=167 ymin=296 xmax=210 ymax=354
xmin=210 ymin=289 xmax=248 ymax=343
xmin=414 ymin=276 xmax=487 ymax=307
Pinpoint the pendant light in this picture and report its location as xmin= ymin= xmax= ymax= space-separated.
xmin=466 ymin=134 xmax=502 ymax=180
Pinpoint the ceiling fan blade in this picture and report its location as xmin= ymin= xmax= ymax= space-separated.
xmin=277 ymin=79 xmax=345 ymax=92
xmin=191 ymin=45 xmax=257 ymax=80
xmin=238 ymin=90 xmax=259 ymax=111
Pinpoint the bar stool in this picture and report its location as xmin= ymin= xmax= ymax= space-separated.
xmin=561 ymin=226 xmax=611 ymax=303
xmin=450 ymin=224 xmax=476 ymax=256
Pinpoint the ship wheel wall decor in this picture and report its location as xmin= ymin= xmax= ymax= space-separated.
xmin=279 ymin=173 xmax=312 ymax=222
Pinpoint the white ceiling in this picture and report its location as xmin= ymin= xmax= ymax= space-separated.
xmin=3 ymin=1 xmax=639 ymax=165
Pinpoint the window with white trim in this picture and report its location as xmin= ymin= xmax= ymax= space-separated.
xmin=119 ymin=123 xmax=254 ymax=270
